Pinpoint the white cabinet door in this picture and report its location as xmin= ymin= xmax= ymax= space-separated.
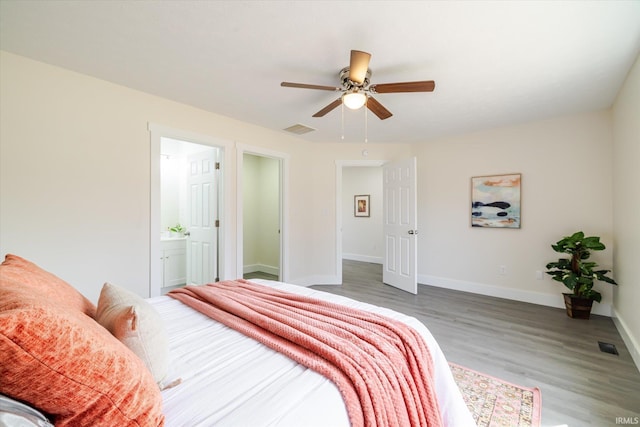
xmin=161 ymin=239 xmax=187 ymax=288
xmin=163 ymin=247 xmax=186 ymax=287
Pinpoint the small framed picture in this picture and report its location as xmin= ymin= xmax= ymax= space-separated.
xmin=354 ymin=195 xmax=370 ymax=217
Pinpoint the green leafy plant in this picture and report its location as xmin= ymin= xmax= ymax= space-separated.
xmin=168 ymin=224 xmax=184 ymax=233
xmin=545 ymin=231 xmax=617 ymax=302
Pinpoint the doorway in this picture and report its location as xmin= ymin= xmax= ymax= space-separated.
xmin=341 ymin=166 xmax=384 ymax=265
xmin=335 ymin=158 xmax=418 ymax=293
xmin=335 ymin=160 xmax=385 ymax=284
xmin=236 ymin=144 xmax=289 ymax=283
xmin=149 ymin=124 xmax=227 ymax=297
xmin=242 ymin=153 xmax=280 ymax=280
xmin=159 ymin=137 xmax=219 ymax=292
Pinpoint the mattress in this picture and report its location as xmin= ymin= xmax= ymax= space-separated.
xmin=151 ymin=279 xmax=475 ymax=427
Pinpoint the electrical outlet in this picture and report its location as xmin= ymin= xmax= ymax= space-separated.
xmin=499 ymin=265 xmax=507 ymax=275
xmin=536 ymin=270 xmax=544 ymax=280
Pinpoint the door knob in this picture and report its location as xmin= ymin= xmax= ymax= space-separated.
xmin=184 ymin=231 xmax=191 ymax=236
xmin=408 ymin=230 xmax=419 ymax=235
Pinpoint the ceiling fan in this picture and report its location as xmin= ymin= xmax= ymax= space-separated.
xmin=281 ymin=50 xmax=435 ymax=120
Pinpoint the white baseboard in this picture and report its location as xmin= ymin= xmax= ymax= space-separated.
xmin=342 ymin=253 xmax=383 ymax=264
xmin=612 ymin=308 xmax=640 ymax=372
xmin=243 ymin=263 xmax=279 ymax=276
xmin=418 ymin=274 xmax=613 ymax=317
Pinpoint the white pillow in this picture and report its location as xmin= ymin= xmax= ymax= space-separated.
xmin=96 ymin=282 xmax=169 ymax=387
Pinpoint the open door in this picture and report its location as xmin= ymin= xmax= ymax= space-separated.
xmin=186 ymin=149 xmax=218 ymax=284
xmin=382 ymin=157 xmax=418 ymax=294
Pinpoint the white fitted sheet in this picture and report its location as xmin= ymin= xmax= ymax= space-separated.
xmin=152 ymin=280 xmax=475 ymax=427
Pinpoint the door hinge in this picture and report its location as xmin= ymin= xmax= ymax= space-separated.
xmin=215 ymin=219 xmax=220 ymax=228
xmin=215 ymin=162 xmax=220 ymax=170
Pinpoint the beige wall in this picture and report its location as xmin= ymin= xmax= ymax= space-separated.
xmin=1 ymin=50 xmax=636 ymax=364
xmin=612 ymin=53 xmax=640 ymax=366
xmin=413 ymin=112 xmax=615 ymax=315
xmin=0 ymin=51 xmax=408 ymax=299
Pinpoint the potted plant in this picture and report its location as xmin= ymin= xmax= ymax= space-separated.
xmin=168 ymin=224 xmax=185 ymax=237
xmin=545 ymin=231 xmax=617 ymax=319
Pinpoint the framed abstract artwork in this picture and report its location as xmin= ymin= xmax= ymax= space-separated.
xmin=471 ymin=173 xmax=521 ymax=228
xmin=354 ymin=195 xmax=370 ymax=217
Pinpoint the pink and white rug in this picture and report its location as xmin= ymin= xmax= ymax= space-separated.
xmin=449 ymin=363 xmax=542 ymax=427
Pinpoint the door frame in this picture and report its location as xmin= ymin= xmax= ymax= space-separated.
xmin=335 ymin=159 xmax=386 ymax=284
xmin=148 ymin=123 xmax=231 ymax=297
xmin=236 ymin=143 xmax=290 ymax=282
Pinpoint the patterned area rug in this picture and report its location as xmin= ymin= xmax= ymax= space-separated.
xmin=449 ymin=363 xmax=542 ymax=427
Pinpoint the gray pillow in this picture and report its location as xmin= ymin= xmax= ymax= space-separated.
xmin=0 ymin=394 xmax=53 ymax=427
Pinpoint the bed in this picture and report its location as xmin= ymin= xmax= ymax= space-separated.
xmin=0 ymin=254 xmax=475 ymax=427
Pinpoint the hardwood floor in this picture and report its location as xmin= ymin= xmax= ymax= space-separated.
xmin=311 ymin=260 xmax=640 ymax=427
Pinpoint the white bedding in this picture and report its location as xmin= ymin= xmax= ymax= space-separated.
xmin=151 ymin=280 xmax=475 ymax=427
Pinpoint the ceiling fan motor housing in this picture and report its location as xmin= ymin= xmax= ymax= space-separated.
xmin=339 ymin=67 xmax=371 ymax=91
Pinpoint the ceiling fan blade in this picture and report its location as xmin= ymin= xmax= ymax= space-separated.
xmin=369 ymin=80 xmax=435 ymax=94
xmin=366 ymin=96 xmax=393 ymax=120
xmin=312 ymin=98 xmax=343 ymax=117
xmin=349 ymin=50 xmax=371 ymax=84
xmin=281 ymin=82 xmax=341 ymax=91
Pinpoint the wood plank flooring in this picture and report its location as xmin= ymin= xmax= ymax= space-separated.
xmin=310 ymin=260 xmax=640 ymax=427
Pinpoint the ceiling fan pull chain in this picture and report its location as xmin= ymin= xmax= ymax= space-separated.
xmin=364 ymin=98 xmax=368 ymax=143
xmin=341 ymin=101 xmax=345 ymax=140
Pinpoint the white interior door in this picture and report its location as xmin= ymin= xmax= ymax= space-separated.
xmin=382 ymin=157 xmax=418 ymax=294
xmin=186 ymin=149 xmax=218 ymax=285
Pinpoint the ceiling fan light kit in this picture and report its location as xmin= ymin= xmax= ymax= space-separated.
xmin=342 ymin=91 xmax=367 ymax=110
xmin=281 ymin=49 xmax=435 ymax=122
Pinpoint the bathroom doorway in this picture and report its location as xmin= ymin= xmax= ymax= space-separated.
xmin=150 ymin=129 xmax=223 ymax=297
xmin=161 ymin=137 xmax=220 ymax=289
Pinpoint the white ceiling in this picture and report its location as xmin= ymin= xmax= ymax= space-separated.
xmin=1 ymin=1 xmax=639 ymax=144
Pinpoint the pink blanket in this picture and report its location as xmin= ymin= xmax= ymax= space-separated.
xmin=168 ymin=280 xmax=443 ymax=427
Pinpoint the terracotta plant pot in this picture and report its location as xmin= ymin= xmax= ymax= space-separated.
xmin=563 ymin=293 xmax=594 ymax=319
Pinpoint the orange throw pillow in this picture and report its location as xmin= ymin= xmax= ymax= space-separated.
xmin=0 ymin=254 xmax=96 ymax=317
xmin=0 ymin=284 xmax=165 ymax=427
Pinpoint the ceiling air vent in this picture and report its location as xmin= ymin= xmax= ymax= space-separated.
xmin=283 ymin=123 xmax=316 ymax=135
